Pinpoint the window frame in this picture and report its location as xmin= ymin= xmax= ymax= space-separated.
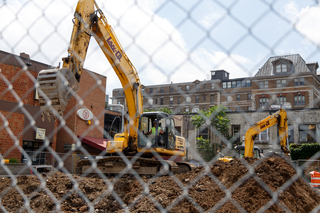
xmin=210 ymin=94 xmax=214 ymax=102
xmin=259 ymin=81 xmax=268 ymax=89
xmin=259 ymin=97 xmax=269 ymax=107
xmin=294 ymin=95 xmax=305 ymax=106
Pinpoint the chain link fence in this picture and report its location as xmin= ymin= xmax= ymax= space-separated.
xmin=1 ymin=0 xmax=320 ymax=212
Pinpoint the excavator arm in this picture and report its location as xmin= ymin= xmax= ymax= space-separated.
xmin=244 ymin=108 xmax=290 ymax=157
xmin=37 ymin=0 xmax=142 ymax=148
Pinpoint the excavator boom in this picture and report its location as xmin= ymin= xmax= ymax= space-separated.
xmin=37 ymin=0 xmax=192 ymax=175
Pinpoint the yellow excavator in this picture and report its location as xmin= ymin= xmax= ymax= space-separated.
xmin=244 ymin=108 xmax=290 ymax=157
xmin=37 ymin=0 xmax=194 ymax=175
xmin=219 ymin=108 xmax=289 ymax=162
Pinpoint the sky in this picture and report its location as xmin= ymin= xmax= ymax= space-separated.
xmin=1 ymin=0 xmax=320 ymax=101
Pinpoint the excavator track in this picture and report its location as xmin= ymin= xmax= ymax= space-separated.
xmin=75 ymin=156 xmax=194 ymax=176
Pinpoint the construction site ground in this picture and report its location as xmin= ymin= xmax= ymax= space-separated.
xmin=0 ymin=156 xmax=320 ymax=213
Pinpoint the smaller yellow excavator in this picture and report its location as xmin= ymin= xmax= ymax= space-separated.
xmin=244 ymin=108 xmax=290 ymax=158
xmin=219 ymin=108 xmax=289 ymax=162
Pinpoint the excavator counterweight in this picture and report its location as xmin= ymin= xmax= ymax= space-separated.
xmin=37 ymin=68 xmax=79 ymax=117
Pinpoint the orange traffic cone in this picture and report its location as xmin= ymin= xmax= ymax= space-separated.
xmin=310 ymin=171 xmax=320 ymax=187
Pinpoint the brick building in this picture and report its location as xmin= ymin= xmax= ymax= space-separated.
xmin=113 ymin=54 xmax=320 ymax=113
xmin=0 ymin=50 xmax=56 ymax=162
xmin=0 ymin=50 xmax=107 ymax=166
xmin=112 ymin=54 xmax=320 ymax=160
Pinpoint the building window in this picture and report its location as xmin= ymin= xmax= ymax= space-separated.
xmin=294 ymin=95 xmax=305 ymax=106
xmin=236 ymin=94 xmax=241 ymax=101
xmin=155 ymin=98 xmax=158 ymax=104
xmin=248 ymin=106 xmax=252 ymax=111
xmin=210 ymin=94 xmax=214 ymax=102
xmin=150 ymin=88 xmax=153 ymax=94
xmin=259 ymin=97 xmax=269 ymax=107
xmin=160 ymin=87 xmax=164 ymax=93
xmin=170 ymin=97 xmax=173 ymax=105
xmin=196 ymin=84 xmax=200 ymax=90
xmin=248 ymin=93 xmax=251 ymax=100
xmin=242 ymin=80 xmax=246 ymax=87
xmin=203 ymin=84 xmax=206 ymax=90
xmin=212 ymin=71 xmax=215 ymax=76
xmin=276 ymin=64 xmax=288 ymax=73
xmin=299 ymin=124 xmax=316 ymax=142
xmin=196 ymin=95 xmax=199 ymax=103
xmin=294 ymin=78 xmax=304 ymax=86
xmin=225 ymin=72 xmax=228 ymax=77
xmin=170 ymin=86 xmax=173 ymax=93
xmin=186 ymin=85 xmax=189 ymax=91
xmin=177 ymin=86 xmax=181 ymax=91
xmin=237 ymin=81 xmax=241 ymax=88
xmin=246 ymin=80 xmax=251 ymax=87
xmin=227 ymin=82 xmax=231 ymax=88
xmin=160 ymin=98 xmax=163 ymax=105
xmin=259 ymin=81 xmax=268 ymax=89
xmin=192 ymin=107 xmax=199 ymax=113
xmin=211 ymin=83 xmax=215 ymax=89
xmin=232 ymin=81 xmax=236 ymax=88
xmin=203 ymin=95 xmax=206 ymax=102
xmin=256 ymin=129 xmax=269 ymax=141
xmin=178 ymin=97 xmax=180 ymax=104
xmin=276 ymin=96 xmax=286 ymax=105
xmin=232 ymin=125 xmax=241 ymax=144
xmin=276 ymin=79 xmax=286 ymax=87
xmin=185 ymin=107 xmax=189 ymax=112
xmin=288 ymin=125 xmax=294 ymax=143
xmin=222 ymin=82 xmax=227 ymax=89
xmin=149 ymin=98 xmax=153 ymax=105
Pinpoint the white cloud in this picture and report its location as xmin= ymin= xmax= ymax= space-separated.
xmin=0 ymin=0 xmax=253 ymax=102
xmin=285 ymin=2 xmax=320 ymax=45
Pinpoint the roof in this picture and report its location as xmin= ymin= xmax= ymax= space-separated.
xmin=255 ymin=54 xmax=312 ymax=77
xmin=79 ymin=136 xmax=108 ymax=151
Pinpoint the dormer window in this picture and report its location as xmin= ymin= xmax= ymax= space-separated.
xmin=272 ymin=58 xmax=292 ymax=75
xmin=276 ymin=64 xmax=287 ymax=73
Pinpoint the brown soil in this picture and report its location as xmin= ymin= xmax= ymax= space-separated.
xmin=0 ymin=157 xmax=319 ymax=213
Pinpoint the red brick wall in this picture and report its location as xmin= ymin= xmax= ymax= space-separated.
xmin=0 ymin=64 xmax=38 ymax=106
xmin=56 ymin=69 xmax=106 ymax=153
xmin=0 ymin=111 xmax=24 ymax=161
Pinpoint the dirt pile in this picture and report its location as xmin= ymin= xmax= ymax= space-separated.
xmin=0 ymin=157 xmax=319 ymax=213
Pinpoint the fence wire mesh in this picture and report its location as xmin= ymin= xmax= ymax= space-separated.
xmin=1 ymin=0 xmax=320 ymax=212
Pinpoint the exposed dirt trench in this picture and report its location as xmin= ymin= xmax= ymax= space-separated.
xmin=0 ymin=157 xmax=319 ymax=213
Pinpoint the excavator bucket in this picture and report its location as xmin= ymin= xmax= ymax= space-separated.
xmin=37 ymin=68 xmax=79 ymax=118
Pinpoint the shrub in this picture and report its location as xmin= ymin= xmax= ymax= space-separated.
xmin=9 ymin=158 xmax=19 ymax=163
xmin=290 ymin=143 xmax=320 ymax=160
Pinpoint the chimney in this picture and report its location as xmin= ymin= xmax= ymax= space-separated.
xmin=20 ymin=52 xmax=30 ymax=59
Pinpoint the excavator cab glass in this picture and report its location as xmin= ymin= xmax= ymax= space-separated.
xmin=234 ymin=145 xmax=261 ymax=158
xmin=138 ymin=112 xmax=176 ymax=149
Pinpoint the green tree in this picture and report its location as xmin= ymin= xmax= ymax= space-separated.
xmin=191 ymin=105 xmax=230 ymax=161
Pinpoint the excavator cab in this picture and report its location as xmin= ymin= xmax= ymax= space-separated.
xmin=138 ymin=112 xmax=176 ymax=150
xmin=234 ymin=145 xmax=261 ymax=158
